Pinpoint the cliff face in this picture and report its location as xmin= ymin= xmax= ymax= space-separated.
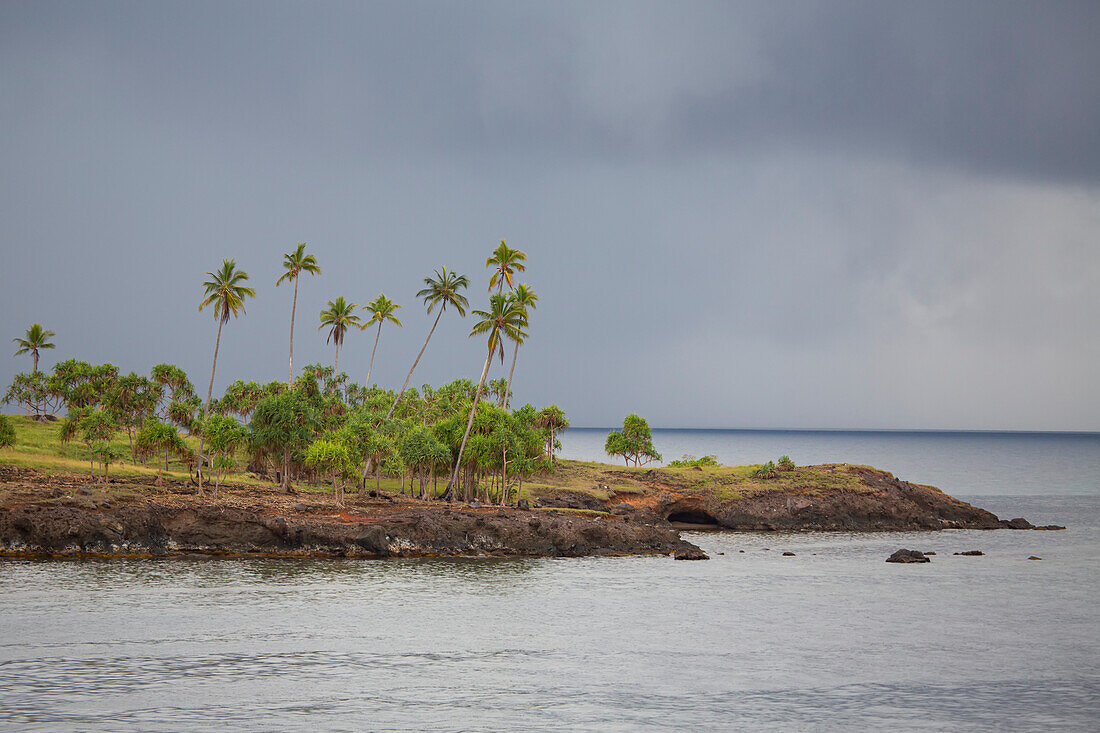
xmin=652 ymin=467 xmax=1004 ymax=532
xmin=0 ymin=501 xmax=698 ymax=559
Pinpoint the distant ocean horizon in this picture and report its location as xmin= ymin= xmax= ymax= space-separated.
xmin=559 ymin=427 xmax=1100 ymax=497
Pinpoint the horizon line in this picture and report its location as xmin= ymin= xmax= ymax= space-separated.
xmin=568 ymin=426 xmax=1100 ymax=436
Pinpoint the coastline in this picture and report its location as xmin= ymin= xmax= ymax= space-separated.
xmin=0 ymin=461 xmax=1057 ymax=560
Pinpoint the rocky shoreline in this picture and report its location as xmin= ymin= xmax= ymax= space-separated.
xmin=0 ymin=501 xmax=705 ymax=560
xmin=0 ymin=464 xmax=1058 ymax=561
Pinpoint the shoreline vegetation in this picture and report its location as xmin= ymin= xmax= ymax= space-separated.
xmin=2 ymin=241 xmax=1055 ymax=560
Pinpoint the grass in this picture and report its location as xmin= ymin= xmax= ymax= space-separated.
xmin=2 ymin=413 xmax=876 ymax=504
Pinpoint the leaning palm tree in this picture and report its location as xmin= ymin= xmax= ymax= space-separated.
xmin=318 ymin=296 xmax=361 ymax=374
xmin=446 ymin=293 xmax=527 ymax=497
xmin=361 ymin=293 xmax=402 ymax=388
xmin=502 ymin=283 xmax=538 ymax=408
xmin=486 ymin=240 xmax=527 ymax=293
xmin=198 ymin=259 xmax=256 ymax=494
xmin=12 ymin=323 xmax=56 ymax=372
xmin=276 ymin=242 xmax=321 ymax=384
xmin=387 ymin=267 xmax=469 ymax=419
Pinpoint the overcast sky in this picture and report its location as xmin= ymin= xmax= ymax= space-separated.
xmin=1 ymin=1 xmax=1097 ymax=430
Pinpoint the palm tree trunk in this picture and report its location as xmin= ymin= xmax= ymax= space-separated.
xmin=388 ymin=309 xmax=442 ymax=419
xmin=198 ymin=317 xmax=225 ymax=496
xmin=366 ymin=321 xmax=382 ymax=388
xmin=33 ymin=350 xmax=39 ymax=373
xmin=334 ymin=340 xmax=340 ymax=375
xmin=446 ymin=345 xmax=493 ymax=496
xmin=288 ymin=278 xmax=299 ymax=384
xmin=503 ymin=340 xmax=520 ymax=408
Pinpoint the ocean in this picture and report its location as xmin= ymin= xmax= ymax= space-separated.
xmin=1 ymin=430 xmax=1097 ymax=731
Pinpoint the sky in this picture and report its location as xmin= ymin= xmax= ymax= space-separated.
xmin=1 ymin=1 xmax=1097 ymax=430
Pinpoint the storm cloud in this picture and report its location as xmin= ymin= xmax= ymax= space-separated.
xmin=1 ymin=1 xmax=1097 ymax=429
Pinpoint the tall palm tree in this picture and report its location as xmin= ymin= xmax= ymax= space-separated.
xmin=276 ymin=242 xmax=321 ymax=384
xmin=486 ymin=240 xmax=527 ymax=293
xmin=388 ymin=267 xmax=469 ymax=419
xmin=198 ymin=259 xmax=255 ymax=494
xmin=361 ymin=293 xmax=402 ymax=389
xmin=12 ymin=323 xmax=56 ymax=372
xmin=446 ymin=293 xmax=526 ymax=496
xmin=502 ymin=283 xmax=538 ymax=408
xmin=318 ymin=296 xmax=361 ymax=374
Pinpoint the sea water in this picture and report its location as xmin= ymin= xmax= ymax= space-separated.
xmin=1 ymin=431 xmax=1097 ymax=731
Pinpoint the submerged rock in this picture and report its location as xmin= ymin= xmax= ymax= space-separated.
xmin=954 ymin=550 xmax=984 ymax=556
xmin=782 ymin=551 xmax=796 ymax=556
xmin=1005 ymin=517 xmax=1034 ymax=529
xmin=886 ymin=549 xmax=930 ymax=563
xmin=1028 ymin=556 xmax=1043 ymax=560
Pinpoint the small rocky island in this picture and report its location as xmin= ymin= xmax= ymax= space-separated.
xmin=0 ymin=460 xmax=1051 ymax=561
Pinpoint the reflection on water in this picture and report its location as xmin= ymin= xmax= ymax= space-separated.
xmin=1 ymin=495 xmax=1098 ymax=731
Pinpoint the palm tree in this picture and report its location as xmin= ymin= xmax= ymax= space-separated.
xmin=502 ymin=283 xmax=538 ymax=408
xmin=446 ymin=293 xmax=526 ymax=496
xmin=12 ymin=323 xmax=56 ymax=372
xmin=198 ymin=259 xmax=255 ymax=494
xmin=276 ymin=242 xmax=321 ymax=384
xmin=387 ymin=267 xmax=469 ymax=419
xmin=361 ymin=293 xmax=402 ymax=389
xmin=318 ymin=296 xmax=361 ymax=374
xmin=486 ymin=240 xmax=527 ymax=293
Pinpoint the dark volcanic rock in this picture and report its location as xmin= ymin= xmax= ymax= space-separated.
xmin=674 ymin=546 xmax=710 ymax=560
xmin=1034 ymin=525 xmax=1066 ymax=531
xmin=886 ymin=549 xmax=931 ymax=564
xmin=707 ymin=467 xmax=1004 ymax=532
xmin=1028 ymin=556 xmax=1043 ymax=560
xmin=516 ymin=498 xmax=530 ymax=511
xmin=1005 ymin=517 xmax=1034 ymax=529
xmin=782 ymin=551 xmax=796 ymax=556
xmin=0 ymin=503 xmax=695 ymax=560
xmin=538 ymin=491 xmax=607 ymax=512
xmin=611 ymin=502 xmax=636 ymax=516
xmin=954 ymin=550 xmax=984 ymax=556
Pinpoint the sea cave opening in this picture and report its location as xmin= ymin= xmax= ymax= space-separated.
xmin=667 ymin=509 xmax=720 ymax=529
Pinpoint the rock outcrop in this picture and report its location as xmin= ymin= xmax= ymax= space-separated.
xmin=886 ymin=549 xmax=931 ymax=563
xmin=0 ymin=501 xmax=704 ymax=559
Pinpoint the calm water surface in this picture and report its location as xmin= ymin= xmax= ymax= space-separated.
xmin=560 ymin=428 xmax=1100 ymax=496
xmin=2 ymin=432 xmax=1098 ymax=730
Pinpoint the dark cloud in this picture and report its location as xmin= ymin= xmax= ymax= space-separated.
xmin=1 ymin=1 xmax=1097 ymax=429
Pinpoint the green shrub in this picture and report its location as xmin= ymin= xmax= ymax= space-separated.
xmin=777 ymin=455 xmax=795 ymax=471
xmin=754 ymin=460 xmax=777 ymax=478
xmin=668 ymin=454 xmax=718 ymax=468
xmin=0 ymin=414 xmax=15 ymax=450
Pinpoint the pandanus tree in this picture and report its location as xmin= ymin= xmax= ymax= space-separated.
xmin=502 ymin=283 xmax=538 ymax=408
xmin=318 ymin=296 xmax=361 ymax=374
xmin=446 ymin=293 xmax=527 ymax=497
xmin=198 ymin=259 xmax=256 ymax=494
xmin=276 ymin=243 xmax=321 ymax=384
xmin=12 ymin=323 xmax=56 ymax=373
xmin=388 ymin=267 xmax=469 ymax=419
xmin=535 ymin=405 xmax=569 ymax=466
xmin=486 ymin=240 xmax=527 ymax=294
xmin=361 ymin=293 xmax=402 ymax=388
